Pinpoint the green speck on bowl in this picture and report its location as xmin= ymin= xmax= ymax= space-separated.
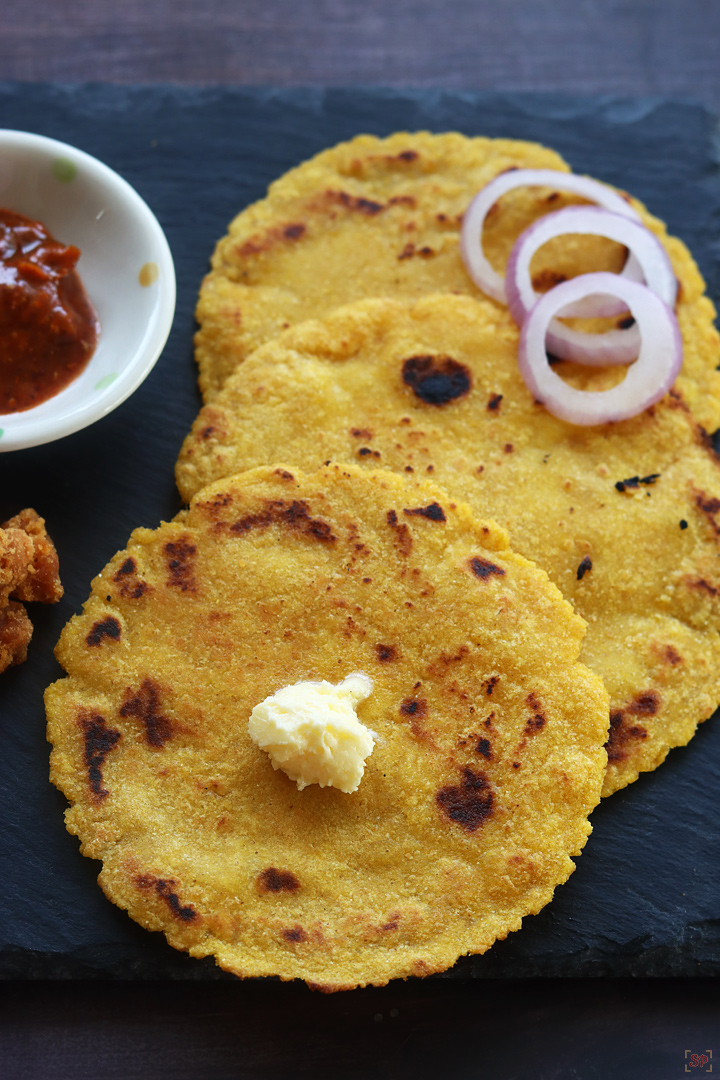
xmin=52 ymin=157 xmax=78 ymax=183
xmin=94 ymin=373 xmax=118 ymax=391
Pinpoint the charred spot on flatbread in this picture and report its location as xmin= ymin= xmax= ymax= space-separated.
xmin=436 ymin=767 xmax=494 ymax=832
xmin=164 ymin=538 xmax=198 ymax=592
xmin=605 ymin=691 xmax=659 ymax=763
xmin=113 ymin=557 xmax=149 ymax=599
xmin=469 ymin=557 xmax=506 ymax=582
xmin=135 ymin=873 xmax=199 ymax=923
xmin=257 ymin=868 xmax=301 ymax=893
xmin=229 ymin=499 xmax=336 ymax=544
xmin=403 ymin=502 xmax=446 ymax=522
xmin=475 ymin=737 xmax=493 ymax=759
xmin=77 ymin=708 xmax=121 ymax=803
xmin=386 ymin=508 xmax=413 ymax=557
xmin=86 ymin=616 xmax=122 ymax=647
xmin=576 ymin=556 xmax=593 ymax=581
xmin=402 ymin=355 xmax=472 ymax=405
xmin=119 ymin=679 xmax=175 ymax=748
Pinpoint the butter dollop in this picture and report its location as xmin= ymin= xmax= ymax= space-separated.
xmin=248 ymin=673 xmax=375 ymax=793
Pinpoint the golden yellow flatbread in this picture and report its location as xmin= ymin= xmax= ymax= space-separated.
xmin=46 ymin=464 xmax=608 ymax=990
xmin=177 ymin=295 xmax=720 ymax=797
xmin=196 ymin=131 xmax=720 ymax=430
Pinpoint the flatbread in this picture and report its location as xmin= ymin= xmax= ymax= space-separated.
xmin=177 ymin=294 xmax=720 ymax=797
xmin=196 ymin=131 xmax=720 ymax=431
xmin=46 ymin=464 xmax=608 ymax=990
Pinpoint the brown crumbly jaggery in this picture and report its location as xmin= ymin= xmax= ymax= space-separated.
xmin=46 ymin=464 xmax=608 ymax=990
xmin=2 ymin=508 xmax=63 ymax=604
xmin=0 ymin=508 xmax=62 ymax=673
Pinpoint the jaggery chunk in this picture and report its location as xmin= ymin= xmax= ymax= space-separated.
xmin=0 ymin=601 xmax=33 ymax=670
xmin=1 ymin=508 xmax=63 ymax=603
xmin=0 ymin=508 xmax=63 ymax=673
xmin=0 ymin=528 xmax=35 ymax=605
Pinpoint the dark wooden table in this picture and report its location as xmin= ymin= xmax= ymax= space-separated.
xmin=2 ymin=3 xmax=720 ymax=1077
xmin=2 ymin=0 xmax=720 ymax=112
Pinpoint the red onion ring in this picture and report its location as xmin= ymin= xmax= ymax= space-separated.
xmin=460 ymin=168 xmax=643 ymax=316
xmin=506 ymin=207 xmax=678 ymax=366
xmin=518 ymin=273 xmax=682 ymax=426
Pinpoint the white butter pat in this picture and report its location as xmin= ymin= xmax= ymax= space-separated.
xmin=248 ymin=673 xmax=375 ymax=793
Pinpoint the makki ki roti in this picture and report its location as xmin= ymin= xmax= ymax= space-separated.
xmin=177 ymin=294 xmax=720 ymax=798
xmin=46 ymin=464 xmax=609 ymax=990
xmin=195 ymin=130 xmax=720 ymax=432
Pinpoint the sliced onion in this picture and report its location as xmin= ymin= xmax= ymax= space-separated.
xmin=518 ymin=273 xmax=682 ymax=426
xmin=506 ymin=207 xmax=678 ymax=366
xmin=460 ymin=168 xmax=643 ymax=316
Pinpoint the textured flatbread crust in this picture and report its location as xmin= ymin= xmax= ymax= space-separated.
xmin=197 ymin=131 xmax=720 ymax=431
xmin=178 ymin=295 xmax=720 ymax=797
xmin=46 ymin=464 xmax=608 ymax=990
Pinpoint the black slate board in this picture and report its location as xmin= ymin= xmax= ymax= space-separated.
xmin=1 ymin=84 xmax=719 ymax=981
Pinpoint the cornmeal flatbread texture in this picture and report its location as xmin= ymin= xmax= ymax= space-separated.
xmin=178 ymin=295 xmax=720 ymax=798
xmin=197 ymin=131 xmax=720 ymax=431
xmin=46 ymin=464 xmax=608 ymax=990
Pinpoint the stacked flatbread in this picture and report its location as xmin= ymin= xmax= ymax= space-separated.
xmin=47 ymin=132 xmax=720 ymax=988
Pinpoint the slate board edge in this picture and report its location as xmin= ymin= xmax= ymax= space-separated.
xmin=1 ymin=84 xmax=720 ymax=982
xmin=3 ymin=918 xmax=720 ymax=981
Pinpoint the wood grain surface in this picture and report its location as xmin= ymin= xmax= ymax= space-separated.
xmin=2 ymin=977 xmax=720 ymax=1080
xmin=1 ymin=0 xmax=719 ymax=109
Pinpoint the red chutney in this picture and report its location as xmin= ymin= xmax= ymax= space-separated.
xmin=0 ymin=209 xmax=99 ymax=413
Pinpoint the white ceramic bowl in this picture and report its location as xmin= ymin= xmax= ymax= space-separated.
xmin=0 ymin=130 xmax=176 ymax=452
